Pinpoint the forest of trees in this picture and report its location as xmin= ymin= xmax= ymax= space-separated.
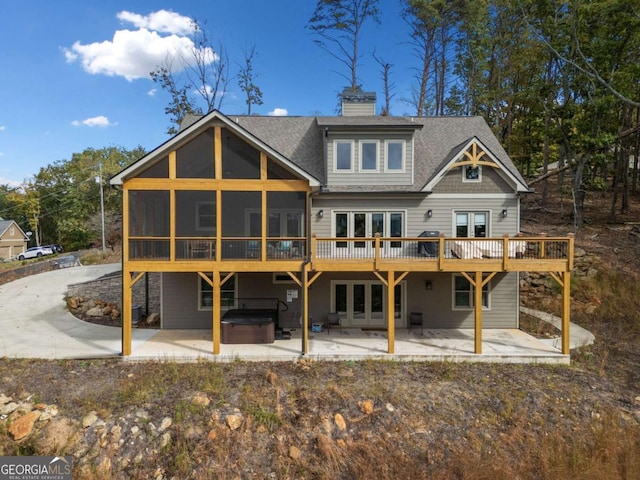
xmin=1 ymin=0 xmax=638 ymax=252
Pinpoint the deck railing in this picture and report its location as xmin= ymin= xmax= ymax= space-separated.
xmin=128 ymin=234 xmax=573 ymax=271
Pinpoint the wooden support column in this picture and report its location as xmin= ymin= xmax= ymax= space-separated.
xmin=122 ymin=270 xmax=132 ymax=356
xmin=474 ymin=271 xmax=483 ymax=354
xmin=302 ymin=263 xmax=309 ymax=355
xmin=213 ymin=271 xmax=221 ymax=355
xmin=562 ymin=271 xmax=571 ymax=355
xmin=387 ymin=271 xmax=395 ymax=354
xmin=122 ymin=271 xmax=145 ymax=356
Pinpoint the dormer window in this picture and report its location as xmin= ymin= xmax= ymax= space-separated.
xmin=463 ymin=165 xmax=481 ymax=182
xmin=385 ymin=140 xmax=405 ymax=172
xmin=359 ymin=140 xmax=379 ymax=172
xmin=335 ymin=140 xmax=354 ymax=172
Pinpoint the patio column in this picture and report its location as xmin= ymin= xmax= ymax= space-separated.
xmin=302 ymin=264 xmax=309 ymax=355
xmin=387 ymin=271 xmax=395 ymax=354
xmin=474 ymin=271 xmax=483 ymax=354
xmin=561 ymin=270 xmax=571 ymax=355
xmin=212 ymin=271 xmax=221 ymax=355
xmin=122 ymin=269 xmax=132 ymax=356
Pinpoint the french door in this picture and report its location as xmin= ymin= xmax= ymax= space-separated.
xmin=335 ymin=211 xmax=404 ymax=250
xmin=332 ymin=281 xmax=404 ymax=327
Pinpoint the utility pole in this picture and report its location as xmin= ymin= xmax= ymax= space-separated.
xmin=98 ymin=163 xmax=106 ymax=254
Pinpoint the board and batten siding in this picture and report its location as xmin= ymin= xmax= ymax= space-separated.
xmin=326 ymin=132 xmax=414 ymax=186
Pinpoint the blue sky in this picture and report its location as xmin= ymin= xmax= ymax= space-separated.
xmin=0 ymin=1 xmax=417 ymax=187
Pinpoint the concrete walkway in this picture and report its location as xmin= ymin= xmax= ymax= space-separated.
xmin=0 ymin=264 xmax=591 ymax=364
xmin=0 ymin=264 xmax=156 ymax=359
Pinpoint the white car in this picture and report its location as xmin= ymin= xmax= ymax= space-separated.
xmin=17 ymin=246 xmax=54 ymax=260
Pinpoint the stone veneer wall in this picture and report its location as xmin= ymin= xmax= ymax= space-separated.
xmin=67 ymin=271 xmax=161 ymax=315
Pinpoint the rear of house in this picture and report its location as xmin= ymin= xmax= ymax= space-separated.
xmin=110 ymin=91 xmax=573 ymax=356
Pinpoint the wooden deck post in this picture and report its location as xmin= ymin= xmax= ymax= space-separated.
xmin=474 ymin=271 xmax=483 ymax=354
xmin=562 ymin=270 xmax=571 ymax=354
xmin=387 ymin=271 xmax=395 ymax=354
xmin=213 ymin=271 xmax=221 ymax=355
xmin=122 ymin=270 xmax=132 ymax=356
xmin=302 ymin=263 xmax=309 ymax=355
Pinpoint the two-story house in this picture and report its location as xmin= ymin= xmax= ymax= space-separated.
xmin=110 ymin=91 xmax=573 ymax=357
xmin=0 ymin=218 xmax=29 ymax=261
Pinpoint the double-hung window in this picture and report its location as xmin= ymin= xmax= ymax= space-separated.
xmin=335 ymin=141 xmax=354 ymax=172
xmin=385 ymin=140 xmax=405 ymax=172
xmin=200 ymin=274 xmax=237 ymax=310
xmin=453 ymin=274 xmax=490 ymax=309
xmin=359 ymin=140 xmax=379 ymax=172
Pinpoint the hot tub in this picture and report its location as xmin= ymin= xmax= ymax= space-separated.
xmin=221 ymin=309 xmax=276 ymax=344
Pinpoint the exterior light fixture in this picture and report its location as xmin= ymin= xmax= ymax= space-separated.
xmin=427 ymin=209 xmax=433 ymax=219
xmin=318 ymin=209 xmax=324 ymax=219
xmin=502 ymin=209 xmax=508 ymax=218
xmin=425 ymin=280 xmax=432 ymax=290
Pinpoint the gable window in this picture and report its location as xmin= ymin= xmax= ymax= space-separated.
xmin=385 ymin=140 xmax=405 ymax=171
xmin=455 ymin=212 xmax=487 ymax=238
xmin=359 ymin=140 xmax=379 ymax=171
xmin=9 ymin=227 xmax=14 ymax=236
xmin=453 ymin=274 xmax=490 ymax=309
xmin=335 ymin=141 xmax=354 ymax=171
xmin=200 ymin=274 xmax=237 ymax=310
xmin=463 ymin=165 xmax=481 ymax=182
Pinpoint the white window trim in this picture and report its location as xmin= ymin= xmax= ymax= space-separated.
xmin=452 ymin=274 xmax=491 ymax=311
xmin=453 ymin=210 xmax=490 ymax=238
xmin=195 ymin=201 xmax=216 ymax=231
xmin=334 ymin=140 xmax=354 ymax=172
xmin=462 ymin=165 xmax=482 ymax=183
xmin=198 ymin=274 xmax=237 ymax=311
xmin=384 ymin=140 xmax=406 ymax=173
xmin=359 ymin=140 xmax=380 ymax=172
xmin=331 ymin=210 xmax=406 ymax=238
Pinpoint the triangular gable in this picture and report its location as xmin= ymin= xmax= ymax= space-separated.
xmin=0 ymin=220 xmax=29 ymax=240
xmin=110 ymin=110 xmax=322 ymax=186
xmin=422 ymin=137 xmax=529 ymax=193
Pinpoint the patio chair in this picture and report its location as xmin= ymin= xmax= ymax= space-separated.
xmin=326 ymin=312 xmax=342 ymax=334
xmin=409 ymin=312 xmax=423 ymax=335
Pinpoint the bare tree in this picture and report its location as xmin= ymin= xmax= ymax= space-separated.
xmin=372 ymin=51 xmax=395 ymax=115
xmin=151 ymin=19 xmax=230 ymax=133
xmin=307 ymin=0 xmax=380 ymax=90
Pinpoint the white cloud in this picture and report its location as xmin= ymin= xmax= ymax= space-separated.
xmin=72 ymin=116 xmax=116 ymax=127
xmin=148 ymin=88 xmax=157 ymax=96
xmin=268 ymin=108 xmax=288 ymax=117
xmin=64 ymin=10 xmax=215 ymax=81
xmin=0 ymin=125 xmax=5 ymax=131
xmin=0 ymin=176 xmax=23 ymax=188
xmin=117 ymin=10 xmax=195 ymax=35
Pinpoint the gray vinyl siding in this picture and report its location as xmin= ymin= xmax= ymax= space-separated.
xmin=310 ymin=195 xmax=520 ymax=238
xmin=306 ymin=272 xmax=518 ymax=329
xmin=326 ymin=133 xmax=413 ymax=187
xmin=162 ymin=272 xmax=211 ymax=329
xmin=161 ymin=272 xmax=305 ymax=329
xmin=431 ymin=165 xmax=515 ymax=194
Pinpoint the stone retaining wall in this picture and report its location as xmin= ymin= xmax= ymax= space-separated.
xmin=67 ymin=272 xmax=161 ymax=315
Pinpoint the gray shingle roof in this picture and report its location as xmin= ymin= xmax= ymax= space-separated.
xmin=232 ymin=115 xmax=526 ymax=192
